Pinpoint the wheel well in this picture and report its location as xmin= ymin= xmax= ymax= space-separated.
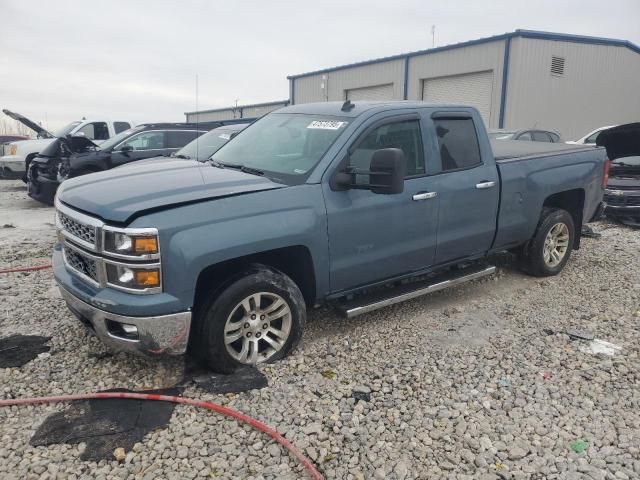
xmin=543 ymin=189 xmax=585 ymax=248
xmin=193 ymin=246 xmax=316 ymax=312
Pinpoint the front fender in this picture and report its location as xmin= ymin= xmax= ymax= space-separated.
xmin=129 ymin=184 xmax=329 ymax=310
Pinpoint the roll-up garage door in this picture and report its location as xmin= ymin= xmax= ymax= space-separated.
xmin=346 ymin=84 xmax=394 ymax=101
xmin=422 ymin=71 xmax=493 ymax=123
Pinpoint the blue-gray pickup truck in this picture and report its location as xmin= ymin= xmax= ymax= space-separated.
xmin=52 ymin=101 xmax=608 ymax=372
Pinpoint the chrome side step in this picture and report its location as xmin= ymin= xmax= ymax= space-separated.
xmin=338 ymin=265 xmax=496 ymax=318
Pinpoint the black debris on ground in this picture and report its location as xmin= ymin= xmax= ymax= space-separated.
xmin=581 ymin=224 xmax=602 ymax=238
xmin=0 ymin=334 xmax=51 ymax=368
xmin=30 ymin=388 xmax=180 ymax=461
xmin=352 ymin=391 xmax=371 ymax=403
xmin=191 ymin=368 xmax=268 ymax=394
xmin=182 ymin=358 xmax=268 ymax=394
xmin=566 ymin=328 xmax=595 ymax=341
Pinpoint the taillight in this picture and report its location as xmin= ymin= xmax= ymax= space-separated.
xmin=602 ymin=159 xmax=610 ymax=188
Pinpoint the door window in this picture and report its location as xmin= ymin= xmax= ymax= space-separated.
xmin=119 ymin=131 xmax=165 ymax=151
xmin=77 ymin=122 xmax=110 ymax=141
xmin=433 ymin=118 xmax=482 ymax=171
xmin=167 ymin=130 xmax=201 ymax=148
xmin=114 ymin=122 xmax=131 ymax=134
xmin=584 ymin=131 xmax=601 ymax=144
xmin=349 ymin=119 xmax=425 ymax=179
xmin=532 ymin=131 xmax=552 ymax=142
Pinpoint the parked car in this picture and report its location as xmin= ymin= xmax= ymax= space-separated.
xmin=129 ymin=123 xmax=251 ymax=168
xmin=567 ymin=125 xmax=617 ymax=145
xmin=0 ymin=109 xmax=134 ymax=180
xmin=597 ymin=123 xmax=640 ymax=227
xmin=52 ymin=101 xmax=607 ymax=372
xmin=0 ymin=135 xmax=29 ymax=161
xmin=27 ymin=121 xmax=245 ymax=204
xmin=488 ymin=129 xmax=562 ymax=142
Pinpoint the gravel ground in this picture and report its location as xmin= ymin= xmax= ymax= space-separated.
xmin=1 ymin=178 xmax=639 ymax=480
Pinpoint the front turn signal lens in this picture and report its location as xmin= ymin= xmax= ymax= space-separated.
xmin=133 ymin=237 xmax=158 ymax=254
xmin=134 ymin=270 xmax=160 ymax=287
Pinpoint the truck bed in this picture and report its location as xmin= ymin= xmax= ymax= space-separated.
xmin=491 ymin=139 xmax=607 ymax=251
xmin=491 ymin=139 xmax=599 ymax=162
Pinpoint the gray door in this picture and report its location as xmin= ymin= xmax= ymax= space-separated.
xmin=429 ymin=114 xmax=499 ymax=265
xmin=323 ymin=112 xmax=438 ymax=292
xmin=422 ymin=71 xmax=494 ymax=125
xmin=346 ymin=84 xmax=394 ymax=102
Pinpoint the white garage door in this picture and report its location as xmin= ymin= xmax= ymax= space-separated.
xmin=346 ymin=84 xmax=394 ymax=101
xmin=422 ymin=71 xmax=494 ymax=123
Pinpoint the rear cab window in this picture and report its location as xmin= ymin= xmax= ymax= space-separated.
xmin=432 ymin=117 xmax=482 ymax=172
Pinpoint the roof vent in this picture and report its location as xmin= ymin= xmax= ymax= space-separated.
xmin=550 ymin=56 xmax=565 ymax=76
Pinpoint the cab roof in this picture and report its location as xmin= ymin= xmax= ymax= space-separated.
xmin=276 ymin=101 xmax=474 ymax=118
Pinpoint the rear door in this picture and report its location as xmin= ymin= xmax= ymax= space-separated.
xmin=427 ymin=111 xmax=499 ymax=265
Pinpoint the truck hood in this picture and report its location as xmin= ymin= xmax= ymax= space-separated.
xmin=57 ymin=159 xmax=286 ymax=224
xmin=596 ymin=123 xmax=640 ymax=160
xmin=2 ymin=109 xmax=54 ymax=139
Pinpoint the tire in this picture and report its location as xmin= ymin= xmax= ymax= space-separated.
xmin=521 ymin=207 xmax=575 ymax=277
xmin=192 ymin=265 xmax=306 ymax=373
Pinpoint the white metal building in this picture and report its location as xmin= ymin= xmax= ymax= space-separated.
xmin=288 ymin=30 xmax=640 ymax=139
xmin=185 ymin=100 xmax=289 ymax=123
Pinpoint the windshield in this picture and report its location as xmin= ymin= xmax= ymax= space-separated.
xmin=178 ymin=127 xmax=241 ymax=161
xmin=612 ymin=156 xmax=640 ymax=167
xmin=97 ymin=126 xmax=144 ymax=151
xmin=53 ymin=121 xmax=82 ymax=137
xmin=488 ymin=131 xmax=515 ymax=140
xmin=212 ymin=113 xmax=349 ymax=184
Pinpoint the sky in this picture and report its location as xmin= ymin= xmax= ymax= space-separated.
xmin=1 ymin=0 xmax=639 ymax=131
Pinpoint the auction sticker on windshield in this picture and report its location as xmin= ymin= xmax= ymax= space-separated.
xmin=307 ymin=121 xmax=347 ymax=130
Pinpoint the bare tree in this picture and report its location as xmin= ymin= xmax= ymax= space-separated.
xmin=0 ymin=118 xmax=34 ymax=137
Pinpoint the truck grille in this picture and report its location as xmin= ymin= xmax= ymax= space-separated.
xmin=58 ymin=210 xmax=97 ymax=247
xmin=605 ymin=194 xmax=640 ymax=207
xmin=63 ymin=247 xmax=99 ymax=283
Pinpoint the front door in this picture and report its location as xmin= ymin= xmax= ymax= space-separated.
xmin=323 ymin=113 xmax=439 ymax=293
xmin=110 ymin=130 xmax=168 ymax=167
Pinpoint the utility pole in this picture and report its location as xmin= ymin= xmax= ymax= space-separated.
xmin=431 ymin=25 xmax=436 ymax=48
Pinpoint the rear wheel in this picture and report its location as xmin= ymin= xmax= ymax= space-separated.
xmin=521 ymin=207 xmax=575 ymax=277
xmin=193 ymin=265 xmax=306 ymax=373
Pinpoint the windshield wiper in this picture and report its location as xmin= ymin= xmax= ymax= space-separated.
xmin=213 ymin=162 xmax=264 ymax=176
xmin=172 ymin=154 xmax=191 ymax=159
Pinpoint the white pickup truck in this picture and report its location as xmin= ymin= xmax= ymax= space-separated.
xmin=0 ymin=109 xmax=134 ymax=179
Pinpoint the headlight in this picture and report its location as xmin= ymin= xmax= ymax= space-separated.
xmin=103 ymin=228 xmax=159 ymax=259
xmin=9 ymin=144 xmax=17 ymax=155
xmin=106 ymin=264 xmax=161 ymax=291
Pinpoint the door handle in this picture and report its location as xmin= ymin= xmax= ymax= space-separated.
xmin=475 ymin=181 xmax=496 ymax=189
xmin=412 ymin=192 xmax=437 ymax=201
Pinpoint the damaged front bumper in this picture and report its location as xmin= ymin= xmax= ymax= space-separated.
xmin=604 ymin=188 xmax=640 ymax=226
xmin=27 ymin=160 xmax=59 ymax=205
xmin=53 ymin=246 xmax=191 ymax=355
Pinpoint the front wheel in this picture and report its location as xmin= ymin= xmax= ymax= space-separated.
xmin=521 ymin=207 xmax=575 ymax=277
xmin=192 ymin=265 xmax=306 ymax=373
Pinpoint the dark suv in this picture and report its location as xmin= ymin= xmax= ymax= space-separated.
xmin=27 ymin=121 xmax=249 ymax=204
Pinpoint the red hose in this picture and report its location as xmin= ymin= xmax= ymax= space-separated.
xmin=0 ymin=264 xmax=52 ymax=274
xmin=0 ymin=392 xmax=323 ymax=480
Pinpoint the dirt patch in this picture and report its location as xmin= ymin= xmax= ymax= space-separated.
xmin=30 ymin=388 xmax=180 ymax=461
xmin=0 ymin=334 xmax=51 ymax=368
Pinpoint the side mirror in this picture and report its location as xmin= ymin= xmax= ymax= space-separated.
xmin=73 ymin=131 xmax=86 ymax=138
xmin=334 ymin=148 xmax=406 ymax=194
xmin=120 ymin=144 xmax=133 ymax=155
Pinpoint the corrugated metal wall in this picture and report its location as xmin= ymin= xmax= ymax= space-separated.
xmin=186 ymin=110 xmax=240 ymax=122
xmin=292 ymin=58 xmax=405 ymax=103
xmin=505 ymin=38 xmax=640 ymax=139
xmin=186 ymin=102 xmax=288 ymax=122
xmin=241 ymin=103 xmax=287 ymax=118
xmin=407 ymin=40 xmax=506 ymax=128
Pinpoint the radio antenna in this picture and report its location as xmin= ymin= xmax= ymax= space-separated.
xmin=195 ymin=74 xmax=199 ymax=161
